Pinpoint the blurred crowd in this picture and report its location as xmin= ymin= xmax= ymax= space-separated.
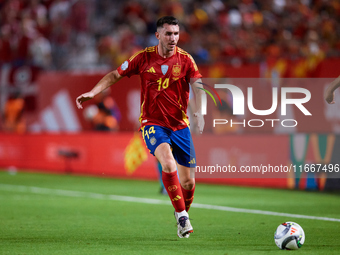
xmin=0 ymin=0 xmax=339 ymax=70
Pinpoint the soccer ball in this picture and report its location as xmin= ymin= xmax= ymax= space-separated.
xmin=274 ymin=221 xmax=305 ymax=250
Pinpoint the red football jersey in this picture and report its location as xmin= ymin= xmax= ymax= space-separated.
xmin=117 ymin=46 xmax=202 ymax=131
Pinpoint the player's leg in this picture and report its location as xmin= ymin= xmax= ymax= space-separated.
xmin=177 ymin=164 xmax=195 ymax=212
xmin=141 ymin=126 xmax=190 ymax=238
xmin=171 ymin=126 xmax=197 ymax=212
xmin=154 ymin=143 xmax=186 ymax=212
xmin=154 ymin=142 xmax=193 ymax=238
xmin=172 ymin=164 xmax=195 ymax=238
xmin=170 ymin=127 xmax=197 ymax=237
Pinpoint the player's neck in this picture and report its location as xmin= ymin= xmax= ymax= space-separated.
xmin=157 ymin=44 xmax=175 ymax=58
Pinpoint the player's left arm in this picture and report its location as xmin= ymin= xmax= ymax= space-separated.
xmin=186 ymin=53 xmax=205 ymax=134
xmin=324 ymin=75 xmax=340 ymax=104
xmin=191 ymin=78 xmax=205 ymax=134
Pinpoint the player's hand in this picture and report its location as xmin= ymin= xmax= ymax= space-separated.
xmin=76 ymin=92 xmax=94 ymax=109
xmin=194 ymin=112 xmax=205 ymax=134
xmin=324 ymin=89 xmax=335 ymax=104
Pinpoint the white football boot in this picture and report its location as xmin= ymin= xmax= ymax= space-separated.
xmin=175 ymin=211 xmax=193 ymax=238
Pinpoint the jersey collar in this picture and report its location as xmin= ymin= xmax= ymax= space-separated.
xmin=156 ymin=45 xmax=177 ymax=58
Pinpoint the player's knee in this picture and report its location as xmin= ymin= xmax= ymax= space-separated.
xmin=181 ymin=179 xmax=195 ymax=190
xmin=160 ymin=159 xmax=177 ymax=173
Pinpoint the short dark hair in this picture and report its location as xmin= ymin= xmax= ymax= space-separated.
xmin=156 ymin=16 xmax=179 ymax=29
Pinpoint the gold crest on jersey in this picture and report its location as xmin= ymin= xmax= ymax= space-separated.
xmin=172 ymin=64 xmax=181 ymax=77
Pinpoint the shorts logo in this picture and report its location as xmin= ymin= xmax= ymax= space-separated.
xmin=168 ymin=185 xmax=178 ymax=192
xmin=150 ymin=136 xmax=156 ymax=145
xmin=121 ymin=61 xmax=129 ymax=70
xmin=188 ymin=158 xmax=196 ymax=164
xmin=172 ymin=64 xmax=181 ymax=77
xmin=161 ymin=65 xmax=168 ymax=75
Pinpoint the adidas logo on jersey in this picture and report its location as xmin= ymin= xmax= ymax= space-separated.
xmin=147 ymin=67 xmax=156 ymax=73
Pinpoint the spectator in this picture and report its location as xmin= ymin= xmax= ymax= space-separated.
xmin=3 ymin=92 xmax=26 ymax=133
xmin=29 ymin=31 xmax=52 ymax=68
xmin=83 ymin=89 xmax=121 ymax=132
xmin=0 ymin=0 xmax=339 ymax=69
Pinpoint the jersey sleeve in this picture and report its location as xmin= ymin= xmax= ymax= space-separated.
xmin=186 ymin=54 xmax=202 ymax=80
xmin=117 ymin=49 xmax=145 ymax=78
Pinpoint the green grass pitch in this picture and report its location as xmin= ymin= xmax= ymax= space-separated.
xmin=0 ymin=170 xmax=339 ymax=255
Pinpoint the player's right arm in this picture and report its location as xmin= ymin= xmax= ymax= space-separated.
xmin=76 ymin=70 xmax=123 ymax=109
xmin=325 ymin=75 xmax=340 ymax=104
xmin=76 ymin=49 xmax=145 ymax=109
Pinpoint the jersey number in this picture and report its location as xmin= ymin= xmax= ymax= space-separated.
xmin=157 ymin=78 xmax=169 ymax=91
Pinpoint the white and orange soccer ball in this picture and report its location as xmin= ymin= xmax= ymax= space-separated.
xmin=274 ymin=221 xmax=305 ymax=250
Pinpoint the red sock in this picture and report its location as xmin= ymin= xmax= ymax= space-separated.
xmin=181 ymin=184 xmax=195 ymax=212
xmin=162 ymin=171 xmax=186 ymax=212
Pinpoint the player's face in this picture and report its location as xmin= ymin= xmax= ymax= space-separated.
xmin=156 ymin=24 xmax=179 ymax=53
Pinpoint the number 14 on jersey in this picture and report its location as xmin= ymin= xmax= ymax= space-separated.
xmin=157 ymin=78 xmax=169 ymax=91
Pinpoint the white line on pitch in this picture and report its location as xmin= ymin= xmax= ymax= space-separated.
xmin=1 ymin=184 xmax=340 ymax=222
